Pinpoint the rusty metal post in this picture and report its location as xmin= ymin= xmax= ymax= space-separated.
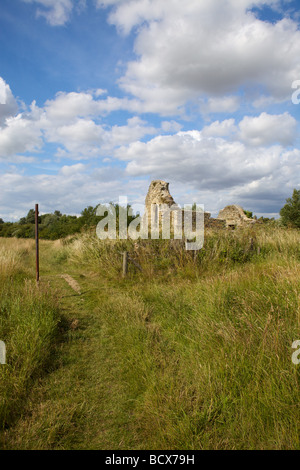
xmin=35 ymin=204 xmax=39 ymax=282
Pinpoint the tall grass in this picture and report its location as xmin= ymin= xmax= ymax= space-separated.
xmin=92 ymin=258 xmax=300 ymax=449
xmin=0 ymin=240 xmax=60 ymax=429
xmin=60 ymin=225 xmax=300 ymax=449
xmin=1 ymin=227 xmax=299 ymax=449
xmin=65 ymin=225 xmax=300 ymax=280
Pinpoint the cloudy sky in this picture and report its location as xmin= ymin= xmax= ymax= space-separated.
xmin=1 ymin=0 xmax=300 ymax=220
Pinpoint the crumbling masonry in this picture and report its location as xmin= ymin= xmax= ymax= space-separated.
xmin=144 ymin=180 xmax=256 ymax=230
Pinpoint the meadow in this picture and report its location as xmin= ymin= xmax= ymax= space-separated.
xmin=0 ymin=225 xmax=299 ymax=449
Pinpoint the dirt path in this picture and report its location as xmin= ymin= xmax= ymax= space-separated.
xmin=60 ymin=274 xmax=82 ymax=294
xmin=1 ymin=261 xmax=135 ymax=450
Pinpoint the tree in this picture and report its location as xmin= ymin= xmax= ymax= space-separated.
xmin=0 ymin=218 xmax=4 ymax=224
xmin=81 ymin=206 xmax=98 ymax=225
xmin=25 ymin=209 xmax=36 ymax=224
xmin=243 ymin=209 xmax=253 ymax=219
xmin=20 ymin=208 xmax=40 ymax=224
xmin=280 ymin=189 xmax=300 ymax=228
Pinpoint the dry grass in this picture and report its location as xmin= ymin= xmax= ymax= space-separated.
xmin=0 ymin=227 xmax=299 ymax=449
xmin=0 ymin=239 xmax=34 ymax=277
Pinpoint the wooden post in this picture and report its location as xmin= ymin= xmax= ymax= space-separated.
xmin=250 ymin=237 xmax=254 ymax=251
xmin=35 ymin=204 xmax=39 ymax=282
xmin=122 ymin=251 xmax=128 ymax=277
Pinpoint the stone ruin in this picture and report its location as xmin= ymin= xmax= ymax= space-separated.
xmin=145 ymin=180 xmax=177 ymax=211
xmin=217 ymin=204 xmax=256 ymax=228
xmin=144 ymin=180 xmax=180 ymax=228
xmin=144 ymin=180 xmax=256 ymax=230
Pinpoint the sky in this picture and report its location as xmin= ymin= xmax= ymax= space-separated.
xmin=0 ymin=0 xmax=300 ymax=221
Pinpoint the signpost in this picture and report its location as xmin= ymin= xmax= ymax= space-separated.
xmin=35 ymin=204 xmax=39 ymax=282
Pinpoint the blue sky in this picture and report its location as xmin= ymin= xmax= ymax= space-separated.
xmin=0 ymin=0 xmax=300 ymax=220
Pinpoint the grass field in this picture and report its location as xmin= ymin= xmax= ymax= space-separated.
xmin=0 ymin=226 xmax=299 ymax=449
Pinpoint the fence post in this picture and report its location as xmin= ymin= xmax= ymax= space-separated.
xmin=35 ymin=204 xmax=39 ymax=283
xmin=249 ymin=237 xmax=254 ymax=251
xmin=122 ymin=251 xmax=128 ymax=277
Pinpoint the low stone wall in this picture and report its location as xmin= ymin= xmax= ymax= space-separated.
xmin=187 ymin=210 xmax=226 ymax=230
xmin=205 ymin=217 xmax=226 ymax=229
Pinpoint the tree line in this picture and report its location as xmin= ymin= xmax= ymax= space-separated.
xmin=0 ymin=203 xmax=137 ymax=240
xmin=0 ymin=189 xmax=299 ymax=240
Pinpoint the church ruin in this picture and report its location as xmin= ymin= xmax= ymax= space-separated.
xmin=144 ymin=180 xmax=256 ymax=230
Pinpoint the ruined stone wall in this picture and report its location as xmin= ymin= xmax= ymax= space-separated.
xmin=205 ymin=217 xmax=226 ymax=229
xmin=190 ymin=211 xmax=226 ymax=229
xmin=217 ymin=205 xmax=256 ymax=228
xmin=143 ymin=181 xmax=253 ymax=232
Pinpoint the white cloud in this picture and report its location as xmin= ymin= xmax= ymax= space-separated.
xmin=59 ymin=162 xmax=86 ymax=176
xmin=41 ymin=93 xmax=159 ymax=157
xmin=113 ymin=127 xmax=300 ymax=215
xmin=252 ymin=94 xmax=288 ymax=108
xmin=43 ymin=115 xmax=157 ymax=157
xmin=43 ymin=91 xmax=100 ymax=123
xmin=43 ymin=90 xmax=144 ymax=122
xmin=22 ymin=0 xmax=75 ymax=26
xmin=0 ymin=78 xmax=19 ymax=126
xmin=22 ymin=1 xmax=300 ymax=116
xmin=95 ymin=0 xmax=300 ymax=114
xmin=202 ymin=119 xmax=237 ymax=138
xmin=109 ymin=117 xmax=157 ymax=146
xmin=200 ymin=112 xmax=298 ymax=145
xmin=117 ymin=131 xmax=280 ymax=186
xmin=161 ymin=120 xmax=183 ymax=133
xmin=201 ymin=96 xmax=241 ymax=114
xmin=0 ymin=85 xmax=160 ymax=160
xmin=0 ymin=113 xmax=42 ymax=158
xmin=0 ymin=165 xmax=149 ymax=221
xmin=45 ymin=118 xmax=105 ymax=157
xmin=239 ymin=112 xmax=297 ymax=146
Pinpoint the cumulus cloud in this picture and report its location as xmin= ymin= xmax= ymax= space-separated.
xmin=1 ymin=75 xmax=297 ymax=218
xmin=0 ymin=114 xmax=42 ymax=158
xmin=117 ymin=131 xmax=280 ymax=186
xmin=113 ymin=126 xmax=300 ymax=215
xmin=45 ymin=118 xmax=105 ymax=157
xmin=201 ymin=96 xmax=241 ymax=115
xmin=41 ymin=94 xmax=159 ymax=157
xmin=21 ymin=1 xmax=300 ymax=116
xmin=43 ymin=90 xmax=144 ymax=123
xmin=239 ymin=112 xmax=297 ymax=146
xmin=202 ymin=119 xmax=237 ymax=138
xmin=94 ymin=0 xmax=300 ymax=114
xmin=42 ymin=114 xmax=157 ymax=158
xmin=59 ymin=162 xmax=86 ymax=176
xmin=0 ymin=84 xmax=161 ymax=160
xmin=0 ymin=78 xmax=19 ymax=126
xmin=109 ymin=117 xmax=157 ymax=146
xmin=43 ymin=91 xmax=101 ymax=123
xmin=161 ymin=120 xmax=183 ymax=133
xmin=0 ymin=165 xmax=149 ymax=221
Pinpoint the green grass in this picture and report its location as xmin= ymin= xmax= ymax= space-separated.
xmin=0 ymin=240 xmax=60 ymax=430
xmin=0 ymin=227 xmax=299 ymax=449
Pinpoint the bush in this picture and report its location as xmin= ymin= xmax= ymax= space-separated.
xmin=280 ymin=189 xmax=300 ymax=228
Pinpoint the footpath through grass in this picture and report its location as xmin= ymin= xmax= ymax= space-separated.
xmin=0 ymin=227 xmax=299 ymax=449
